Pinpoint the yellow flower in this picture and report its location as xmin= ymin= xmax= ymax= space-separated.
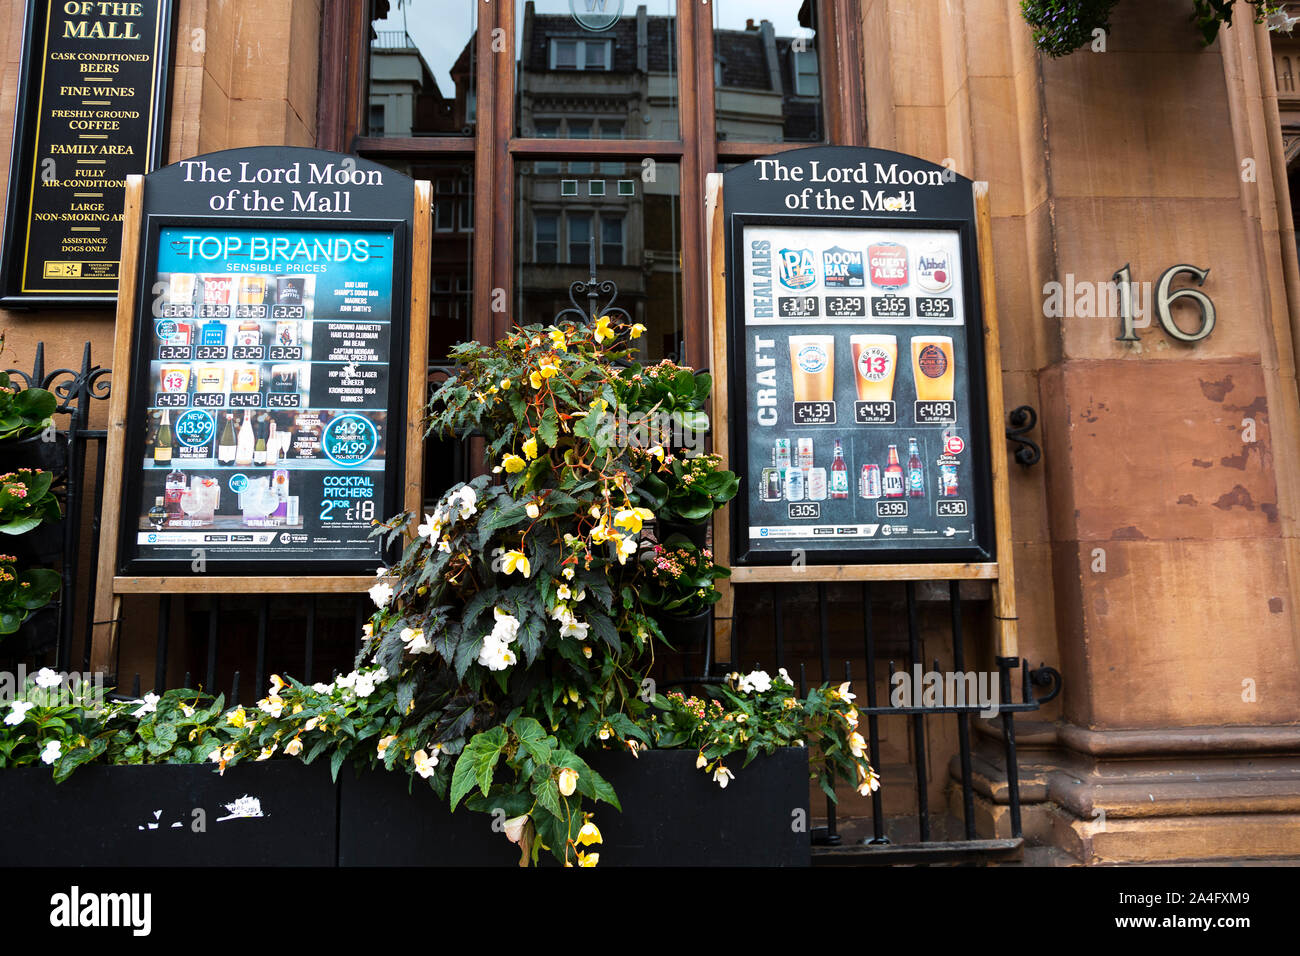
xmin=558 ymin=767 xmax=579 ymax=796
xmin=577 ymin=817 xmax=602 ymax=846
xmin=539 ymin=359 xmax=559 ymax=378
xmin=522 ymin=436 xmax=539 ymax=460
xmin=549 ymin=328 xmax=568 ymax=351
xmin=593 ymin=315 xmax=613 ymax=343
xmin=582 ymin=645 xmax=592 ymax=659
xmin=613 ymin=507 xmax=655 ymax=535
xmin=503 ymin=549 xmax=531 ymax=578
xmin=501 ymin=378 xmax=511 ymax=390
xmin=226 ymin=707 xmax=247 ymax=728
xmin=501 ymin=453 xmax=526 ymax=474
xmin=576 ymin=850 xmax=599 ymax=867
xmin=377 ymin=734 xmax=397 ymax=759
xmin=630 ymin=323 xmax=646 ymax=339
xmin=268 ymin=674 xmax=286 ymax=694
xmin=530 ymin=370 xmax=543 ymax=389
xmin=589 ymin=397 xmax=608 ymax=416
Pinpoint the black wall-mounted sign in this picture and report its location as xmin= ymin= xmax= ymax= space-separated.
xmin=722 ymin=146 xmax=996 ymax=567
xmin=0 ymin=0 xmax=175 ymax=308
xmin=117 ymin=146 xmax=414 ymax=576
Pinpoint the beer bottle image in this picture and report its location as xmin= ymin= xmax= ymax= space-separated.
xmin=883 ymin=444 xmax=905 ymax=498
xmin=907 ymin=437 xmax=926 ymax=498
xmin=831 ymin=439 xmax=849 ymax=499
xmin=154 ymin=409 xmax=173 ymax=466
xmin=217 ymin=413 xmax=237 ymax=465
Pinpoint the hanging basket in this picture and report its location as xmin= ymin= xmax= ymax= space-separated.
xmin=656 ymin=518 xmax=708 ymax=549
xmin=657 ymin=606 xmax=712 ymax=649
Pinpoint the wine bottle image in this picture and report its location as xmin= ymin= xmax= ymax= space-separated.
xmin=154 ymin=409 xmax=173 ymax=466
xmin=217 ymin=412 xmax=237 ymax=465
xmin=235 ymin=410 xmax=255 ymax=466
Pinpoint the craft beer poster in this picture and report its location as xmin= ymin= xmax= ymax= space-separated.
xmin=740 ymin=222 xmax=978 ymax=554
xmin=127 ymin=224 xmax=398 ymax=567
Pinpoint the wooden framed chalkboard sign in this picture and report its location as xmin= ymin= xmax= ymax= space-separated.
xmin=92 ymin=147 xmax=431 ymax=672
xmin=0 ymin=0 xmax=175 ymax=308
xmin=706 ymin=146 xmax=1020 ymax=655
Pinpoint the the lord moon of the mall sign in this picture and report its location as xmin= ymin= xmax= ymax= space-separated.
xmin=721 ymin=146 xmax=996 ymax=567
xmin=113 ymin=147 xmax=416 ymax=577
xmin=0 ymin=0 xmax=174 ymax=307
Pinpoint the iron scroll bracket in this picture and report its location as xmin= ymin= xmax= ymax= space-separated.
xmin=1005 ymin=405 xmax=1041 ymax=467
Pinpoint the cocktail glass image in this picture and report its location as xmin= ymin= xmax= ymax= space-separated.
xmin=788 ymin=335 xmax=835 ymax=402
xmin=179 ymin=485 xmax=205 ymax=526
xmin=851 ymin=334 xmax=898 ymax=401
xmin=196 ymin=476 xmax=220 ymax=522
xmin=911 ymin=335 xmax=955 ymax=402
xmin=240 ymin=477 xmax=278 ymax=523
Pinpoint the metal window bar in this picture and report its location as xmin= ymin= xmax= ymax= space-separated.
xmin=720 ymin=578 xmax=1060 ymax=863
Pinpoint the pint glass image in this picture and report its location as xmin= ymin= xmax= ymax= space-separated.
xmin=911 ymin=335 xmax=955 ymax=402
xmin=789 ymin=335 xmax=835 ymax=402
xmin=851 ymin=334 xmax=897 ymax=401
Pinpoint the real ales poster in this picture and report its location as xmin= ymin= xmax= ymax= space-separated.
xmin=739 ymin=224 xmax=977 ymax=552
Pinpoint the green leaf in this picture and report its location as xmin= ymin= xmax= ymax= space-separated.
xmin=449 ymin=725 xmax=508 ymax=810
xmin=513 ymin=716 xmax=553 ymax=765
xmin=554 ymin=750 xmax=620 ymax=812
xmin=538 ymin=405 xmax=559 ymax=449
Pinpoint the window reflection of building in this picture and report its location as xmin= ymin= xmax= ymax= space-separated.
xmin=368 ymin=26 xmax=475 ymax=136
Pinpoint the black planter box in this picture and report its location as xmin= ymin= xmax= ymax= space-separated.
xmin=0 ymin=762 xmax=337 ymax=867
xmin=338 ymin=747 xmax=810 ymax=867
xmin=0 ymin=748 xmax=808 ymax=866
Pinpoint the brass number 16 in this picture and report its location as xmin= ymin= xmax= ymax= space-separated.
xmin=1113 ymin=263 xmax=1216 ymax=343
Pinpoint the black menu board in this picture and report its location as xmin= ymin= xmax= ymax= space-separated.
xmin=115 ymin=147 xmax=414 ymax=576
xmin=0 ymin=0 xmax=174 ymax=306
xmin=722 ymin=147 xmax=996 ymax=567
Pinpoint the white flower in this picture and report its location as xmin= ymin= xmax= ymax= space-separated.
xmin=557 ymin=767 xmax=579 ymax=797
xmin=368 ymin=580 xmax=394 ymax=608
xmin=34 ymin=668 xmax=61 ymax=689
xmin=377 ymin=734 xmax=396 ymax=758
xmin=208 ymin=747 xmax=224 ymax=764
xmin=561 ymin=566 xmax=575 ymax=581
xmin=525 ymin=502 xmax=540 ymax=519
xmin=713 ymin=765 xmax=735 ymax=789
xmin=311 ymin=682 xmax=334 ymax=694
xmin=374 ymin=566 xmax=389 ymax=577
xmin=615 ymin=534 xmax=637 ymax=564
xmin=848 ymin=731 xmax=867 ymax=758
xmin=696 ymin=752 xmax=708 ymax=770
xmin=492 ymin=607 xmax=521 ymax=643
xmin=503 ymin=814 xmax=530 ymax=844
xmin=737 ymin=670 xmax=771 ymax=695
xmin=556 ymin=583 xmax=572 ymax=601
xmin=335 ymin=672 xmax=357 ymax=689
xmin=417 ymin=512 xmax=441 ymax=542
xmin=372 ymin=666 xmax=389 ymax=684
xmin=413 ymin=748 xmax=438 ymax=778
xmin=559 ymin=616 xmax=589 ymax=640
xmin=354 ymin=674 xmax=376 ymax=698
xmin=132 ymin=692 xmax=161 ymax=718
xmin=284 ymin=737 xmax=303 ymax=756
xmin=257 ymin=695 xmax=284 ymax=719
xmin=777 ymin=667 xmax=794 ymax=687
xmin=40 ymin=740 xmax=61 ymax=765
xmin=454 ymin=485 xmax=478 ymax=520
xmin=835 ymin=681 xmax=857 ymax=703
xmin=5 ymin=701 xmax=36 ymax=726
